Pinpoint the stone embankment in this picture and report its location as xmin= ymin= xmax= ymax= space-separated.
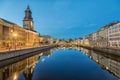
xmin=0 ymin=45 xmax=58 ymax=61
xmin=80 ymin=45 xmax=120 ymax=57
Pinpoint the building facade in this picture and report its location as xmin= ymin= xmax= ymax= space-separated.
xmin=39 ymin=36 xmax=53 ymax=46
xmin=97 ymin=27 xmax=108 ymax=48
xmin=23 ymin=5 xmax=34 ymax=31
xmin=80 ymin=21 xmax=120 ymax=49
xmin=0 ymin=6 xmax=51 ymax=49
xmin=0 ymin=18 xmax=25 ymax=48
xmin=23 ymin=5 xmax=39 ymax=47
xmin=108 ymin=22 xmax=120 ymax=48
xmin=92 ymin=32 xmax=98 ymax=47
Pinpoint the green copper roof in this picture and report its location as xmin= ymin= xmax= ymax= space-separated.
xmin=0 ymin=18 xmax=16 ymax=25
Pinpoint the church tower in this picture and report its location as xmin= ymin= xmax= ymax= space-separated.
xmin=23 ymin=5 xmax=34 ymax=30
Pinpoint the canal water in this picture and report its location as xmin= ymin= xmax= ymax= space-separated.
xmin=0 ymin=47 xmax=120 ymax=80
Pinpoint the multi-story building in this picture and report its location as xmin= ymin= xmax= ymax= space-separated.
xmin=92 ymin=32 xmax=98 ymax=47
xmin=80 ymin=37 xmax=90 ymax=46
xmin=108 ymin=22 xmax=120 ymax=48
xmin=23 ymin=5 xmax=39 ymax=47
xmin=0 ymin=5 xmax=52 ymax=49
xmin=25 ymin=29 xmax=39 ymax=47
xmin=15 ymin=27 xmax=26 ymax=47
xmin=97 ymin=27 xmax=108 ymax=48
xmin=39 ymin=36 xmax=53 ymax=45
xmin=86 ymin=34 xmax=93 ymax=47
xmin=81 ymin=22 xmax=120 ymax=49
xmin=0 ymin=18 xmax=23 ymax=48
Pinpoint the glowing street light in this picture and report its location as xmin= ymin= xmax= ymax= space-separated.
xmin=13 ymin=33 xmax=17 ymax=37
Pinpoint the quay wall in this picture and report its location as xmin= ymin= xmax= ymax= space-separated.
xmin=0 ymin=45 xmax=57 ymax=61
xmin=80 ymin=45 xmax=120 ymax=57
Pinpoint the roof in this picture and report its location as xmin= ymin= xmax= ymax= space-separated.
xmin=24 ymin=28 xmax=37 ymax=32
xmin=0 ymin=18 xmax=16 ymax=25
xmin=103 ymin=21 xmax=120 ymax=28
xmin=40 ymin=35 xmax=52 ymax=39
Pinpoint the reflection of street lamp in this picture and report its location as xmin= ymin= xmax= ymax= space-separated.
xmin=13 ymin=33 xmax=17 ymax=50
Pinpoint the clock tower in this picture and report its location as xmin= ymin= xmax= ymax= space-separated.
xmin=23 ymin=5 xmax=34 ymax=30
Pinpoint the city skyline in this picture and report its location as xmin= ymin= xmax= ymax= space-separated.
xmin=0 ymin=1 xmax=120 ymax=79
xmin=0 ymin=0 xmax=120 ymax=39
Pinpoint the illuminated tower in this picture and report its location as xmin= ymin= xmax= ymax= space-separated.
xmin=23 ymin=5 xmax=34 ymax=30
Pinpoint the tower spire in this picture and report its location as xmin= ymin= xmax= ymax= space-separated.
xmin=27 ymin=5 xmax=30 ymax=9
xmin=24 ymin=5 xmax=32 ymax=20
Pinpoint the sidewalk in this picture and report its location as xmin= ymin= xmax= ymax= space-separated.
xmin=0 ymin=45 xmax=50 ymax=53
xmin=0 ymin=46 xmax=38 ymax=53
xmin=0 ymin=45 xmax=57 ymax=61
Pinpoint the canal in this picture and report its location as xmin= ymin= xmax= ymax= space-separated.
xmin=0 ymin=47 xmax=120 ymax=80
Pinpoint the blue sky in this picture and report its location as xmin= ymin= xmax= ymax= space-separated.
xmin=0 ymin=0 xmax=120 ymax=39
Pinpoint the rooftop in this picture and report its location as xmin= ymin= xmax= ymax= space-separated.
xmin=0 ymin=18 xmax=16 ymax=25
xmin=103 ymin=21 xmax=120 ymax=28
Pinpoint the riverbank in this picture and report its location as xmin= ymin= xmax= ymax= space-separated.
xmin=0 ymin=45 xmax=58 ymax=61
xmin=80 ymin=45 xmax=120 ymax=57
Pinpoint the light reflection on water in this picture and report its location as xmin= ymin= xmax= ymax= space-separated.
xmin=0 ymin=47 xmax=119 ymax=80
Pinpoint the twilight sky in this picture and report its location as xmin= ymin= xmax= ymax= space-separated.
xmin=0 ymin=0 xmax=120 ymax=39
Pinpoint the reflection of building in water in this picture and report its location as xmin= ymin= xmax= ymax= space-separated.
xmin=109 ymin=59 xmax=120 ymax=78
xmin=81 ymin=48 xmax=89 ymax=54
xmin=43 ymin=49 xmax=53 ymax=56
xmin=59 ymin=46 xmax=120 ymax=78
xmin=0 ymin=48 xmax=54 ymax=80
xmin=81 ymin=48 xmax=120 ymax=78
xmin=0 ymin=53 xmax=42 ymax=80
xmin=80 ymin=47 xmax=92 ymax=56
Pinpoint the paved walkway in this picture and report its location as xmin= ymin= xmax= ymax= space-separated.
xmin=0 ymin=46 xmax=44 ymax=53
xmin=0 ymin=45 xmax=57 ymax=61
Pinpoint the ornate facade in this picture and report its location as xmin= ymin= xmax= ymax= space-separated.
xmin=23 ymin=5 xmax=34 ymax=30
xmin=0 ymin=18 xmax=24 ymax=48
xmin=23 ymin=5 xmax=39 ymax=47
xmin=0 ymin=6 xmax=40 ymax=49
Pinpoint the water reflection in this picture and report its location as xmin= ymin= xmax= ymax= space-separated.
xmin=80 ymin=47 xmax=120 ymax=79
xmin=0 ymin=49 xmax=53 ymax=80
xmin=0 ymin=47 xmax=120 ymax=80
